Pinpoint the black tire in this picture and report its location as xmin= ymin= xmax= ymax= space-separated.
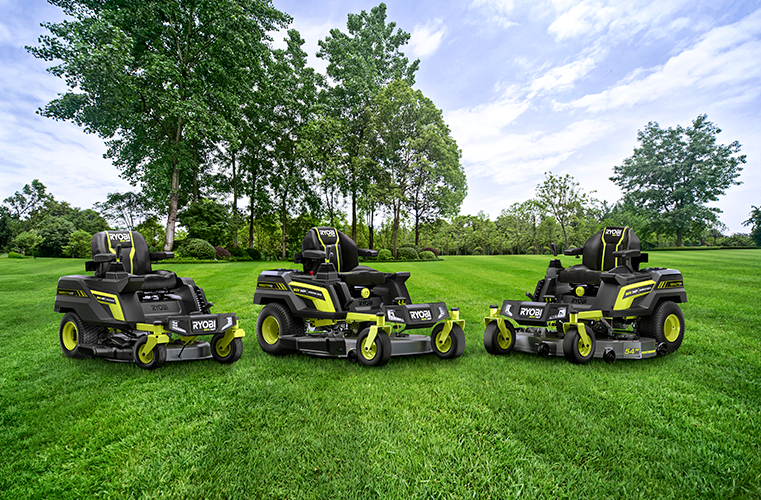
xmin=133 ymin=336 xmax=167 ymax=370
xmin=211 ymin=334 xmax=243 ymax=364
xmin=483 ymin=321 xmax=515 ymax=355
xmin=356 ymin=328 xmax=392 ymax=367
xmin=638 ymin=301 xmax=684 ymax=353
xmin=58 ymin=312 xmax=100 ymax=359
xmin=431 ymin=323 xmax=466 ymax=359
xmin=256 ymin=302 xmax=304 ymax=355
xmin=562 ymin=327 xmax=596 ymax=364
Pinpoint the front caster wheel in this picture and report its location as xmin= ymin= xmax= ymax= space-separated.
xmin=562 ymin=327 xmax=596 ymax=364
xmin=133 ymin=336 xmax=167 ymax=370
xmin=356 ymin=328 xmax=392 ymax=367
xmin=211 ymin=334 xmax=243 ymax=364
xmin=430 ymin=323 xmax=466 ymax=359
xmin=483 ymin=321 xmax=515 ymax=355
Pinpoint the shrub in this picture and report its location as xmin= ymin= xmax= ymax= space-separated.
xmin=378 ymin=249 xmax=393 ymax=260
xmin=8 ymin=252 xmax=25 ymax=259
xmin=180 ymin=238 xmax=216 ymax=259
xmin=215 ymin=246 xmax=231 ymax=260
xmin=226 ymin=246 xmax=247 ymax=258
xmin=246 ymin=248 xmax=262 ymax=260
xmin=397 ymin=247 xmax=419 ymax=260
xmin=472 ymin=246 xmax=484 ymax=256
xmin=62 ymin=229 xmax=92 ymax=258
xmin=421 ymin=247 xmax=440 ymax=257
xmin=419 ymin=250 xmax=436 ymax=260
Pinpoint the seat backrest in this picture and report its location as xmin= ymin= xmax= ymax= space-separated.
xmin=91 ymin=230 xmax=153 ymax=275
xmin=301 ymin=227 xmax=359 ymax=272
xmin=581 ymin=226 xmax=640 ymax=271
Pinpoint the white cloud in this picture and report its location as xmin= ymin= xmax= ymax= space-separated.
xmin=564 ymin=8 xmax=761 ymax=112
xmin=529 ymin=56 xmax=597 ymax=95
xmin=469 ymin=0 xmax=519 ymax=28
xmin=408 ymin=19 xmax=447 ymax=59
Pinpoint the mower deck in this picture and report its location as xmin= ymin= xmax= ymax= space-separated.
xmin=513 ymin=328 xmax=659 ymax=361
xmin=277 ymin=333 xmax=433 ymax=359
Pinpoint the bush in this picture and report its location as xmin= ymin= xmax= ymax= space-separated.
xmin=226 ymin=246 xmax=247 ymax=258
xmin=62 ymin=229 xmax=92 ymax=258
xmin=397 ymin=247 xmax=419 ymax=260
xmin=378 ymin=249 xmax=393 ymax=260
xmin=421 ymin=247 xmax=440 ymax=257
xmin=179 ymin=238 xmax=216 ymax=259
xmin=246 ymin=248 xmax=262 ymax=260
xmin=215 ymin=246 xmax=231 ymax=260
xmin=472 ymin=246 xmax=484 ymax=256
xmin=8 ymin=252 xmax=25 ymax=259
xmin=419 ymin=250 xmax=436 ymax=260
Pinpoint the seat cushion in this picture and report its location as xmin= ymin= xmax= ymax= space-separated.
xmin=558 ymin=268 xmax=601 ymax=285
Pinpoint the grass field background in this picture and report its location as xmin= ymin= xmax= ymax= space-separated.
xmin=1 ymin=251 xmax=759 ymax=499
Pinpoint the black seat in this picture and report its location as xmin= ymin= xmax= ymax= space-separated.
xmin=559 ymin=226 xmax=642 ymax=285
xmin=91 ymin=231 xmax=177 ymax=290
xmin=300 ymin=227 xmax=384 ymax=287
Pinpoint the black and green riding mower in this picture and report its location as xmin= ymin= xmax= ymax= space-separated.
xmin=254 ymin=227 xmax=465 ymax=367
xmin=55 ymin=231 xmax=245 ymax=369
xmin=483 ymin=226 xmax=687 ymax=364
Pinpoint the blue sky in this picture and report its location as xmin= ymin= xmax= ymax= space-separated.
xmin=1 ymin=0 xmax=759 ymax=233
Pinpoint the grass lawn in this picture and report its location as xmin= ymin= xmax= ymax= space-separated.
xmin=1 ymin=251 xmax=759 ymax=499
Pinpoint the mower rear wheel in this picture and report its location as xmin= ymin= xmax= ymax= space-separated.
xmin=133 ymin=336 xmax=167 ymax=370
xmin=484 ymin=321 xmax=515 ymax=355
xmin=562 ymin=327 xmax=596 ymax=364
xmin=211 ymin=333 xmax=243 ymax=364
xmin=356 ymin=328 xmax=392 ymax=367
xmin=431 ymin=323 xmax=466 ymax=359
xmin=58 ymin=312 xmax=100 ymax=359
xmin=639 ymin=301 xmax=684 ymax=353
xmin=256 ymin=302 xmax=302 ymax=355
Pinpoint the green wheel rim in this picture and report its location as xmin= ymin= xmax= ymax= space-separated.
xmin=137 ymin=344 xmax=154 ymax=364
xmin=62 ymin=321 xmax=78 ymax=351
xmin=215 ymin=339 xmax=231 ymax=358
xmin=497 ymin=327 xmax=511 ymax=350
xmin=435 ymin=329 xmax=453 ymax=354
xmin=262 ymin=316 xmax=280 ymax=345
xmin=360 ymin=336 xmax=377 ymax=360
xmin=664 ymin=314 xmax=680 ymax=343
xmin=577 ymin=335 xmax=592 ymax=358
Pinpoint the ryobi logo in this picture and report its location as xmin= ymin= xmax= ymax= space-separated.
xmin=319 ymin=229 xmax=336 ymax=238
xmin=605 ymin=228 xmax=623 ymax=237
xmin=520 ymin=306 xmax=544 ymax=319
xmin=109 ymin=232 xmax=131 ymax=243
xmin=409 ymin=309 xmax=432 ymax=321
xmin=192 ymin=319 xmax=217 ymax=331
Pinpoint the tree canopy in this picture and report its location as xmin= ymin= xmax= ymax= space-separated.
xmin=611 ymin=115 xmax=745 ymax=246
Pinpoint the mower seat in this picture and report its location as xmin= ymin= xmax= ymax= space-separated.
xmin=90 ymin=231 xmax=177 ymax=291
xmin=301 ymin=227 xmax=384 ymax=287
xmin=559 ymin=226 xmax=642 ymax=285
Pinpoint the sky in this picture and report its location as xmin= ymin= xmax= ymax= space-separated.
xmin=0 ymin=0 xmax=759 ymax=233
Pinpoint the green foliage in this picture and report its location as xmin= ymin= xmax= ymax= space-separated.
xmin=7 ymin=251 xmax=25 ymax=259
xmin=419 ymin=250 xmax=436 ymax=260
xmin=178 ymin=238 xmax=216 ymax=260
xmin=93 ymin=191 xmax=153 ymax=230
xmin=421 ymin=246 xmax=439 ymax=257
xmin=611 ymin=114 xmax=745 ymax=246
xmin=377 ymin=248 xmax=393 ymax=260
xmin=37 ymin=217 xmax=76 ymax=257
xmin=535 ymin=171 xmax=594 ymax=248
xmin=397 ymin=247 xmax=419 ymax=260
xmin=61 ymin=229 xmax=92 ymax=258
xmin=472 ymin=246 xmax=484 ymax=255
xmin=134 ymin=217 xmax=166 ymax=252
xmin=177 ymin=199 xmax=233 ymax=247
xmin=11 ymin=230 xmax=42 ymax=255
xmin=743 ymin=205 xmax=761 ymax=246
xmin=246 ymin=248 xmax=262 ymax=260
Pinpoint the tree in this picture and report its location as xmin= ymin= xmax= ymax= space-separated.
xmin=37 ymin=217 xmax=77 ymax=257
xmin=611 ymin=115 xmax=745 ymax=246
xmin=11 ymin=230 xmax=43 ymax=256
xmin=2 ymin=179 xmax=52 ymax=221
xmin=29 ymin=0 xmax=289 ymax=251
xmin=743 ymin=206 xmax=761 ymax=247
xmin=94 ymin=191 xmax=152 ymax=230
xmin=317 ymin=3 xmax=419 ymax=240
xmin=369 ymin=80 xmax=465 ymax=257
xmin=62 ymin=229 xmax=92 ymax=258
xmin=177 ymin=199 xmax=233 ymax=247
xmin=535 ymin=172 xmax=590 ymax=248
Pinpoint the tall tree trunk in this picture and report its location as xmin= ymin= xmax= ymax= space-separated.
xmin=192 ymin=140 xmax=199 ymax=203
xmin=676 ymin=228 xmax=683 ymax=247
xmin=164 ymin=120 xmax=183 ymax=251
xmin=392 ymin=202 xmax=401 ymax=259
xmin=231 ymin=150 xmax=238 ymax=248
xmin=249 ymin=171 xmax=257 ymax=249
xmin=368 ymin=207 xmax=374 ymax=249
xmin=414 ymin=212 xmax=420 ymax=246
xmin=351 ymin=184 xmax=357 ymax=241
xmin=281 ymin=195 xmax=288 ymax=260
